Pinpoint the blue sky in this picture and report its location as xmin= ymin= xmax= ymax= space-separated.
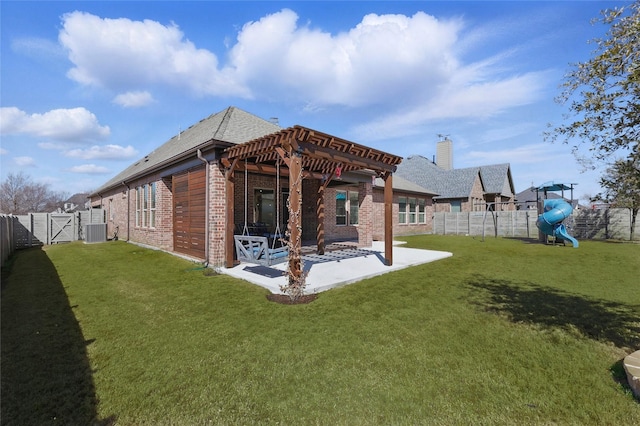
xmin=0 ymin=1 xmax=624 ymax=200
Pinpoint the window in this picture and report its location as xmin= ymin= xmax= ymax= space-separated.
xmin=451 ymin=200 xmax=461 ymax=213
xmin=150 ymin=182 xmax=157 ymax=228
xmin=399 ymin=196 xmax=426 ymax=224
xmin=135 ymin=186 xmax=142 ymax=226
xmin=418 ymin=199 xmax=426 ymax=223
xmin=143 ymin=184 xmax=149 ymax=227
xmin=398 ymin=197 xmax=407 ymax=224
xmin=336 ymin=191 xmax=347 ymax=225
xmin=349 ymin=191 xmax=359 ymax=225
xmin=408 ymin=197 xmax=417 ymax=224
xmin=336 ymin=190 xmax=359 ymax=226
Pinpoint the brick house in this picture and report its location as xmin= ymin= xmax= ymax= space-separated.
xmin=90 ymin=106 xmax=435 ymax=269
xmin=394 ymin=155 xmax=516 ymax=213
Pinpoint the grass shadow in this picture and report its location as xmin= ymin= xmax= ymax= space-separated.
xmin=466 ymin=276 xmax=640 ymax=350
xmin=1 ymin=247 xmax=115 ymax=425
xmin=503 ymin=237 xmax=544 ymax=245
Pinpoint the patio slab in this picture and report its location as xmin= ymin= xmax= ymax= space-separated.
xmin=219 ymin=241 xmax=453 ymax=294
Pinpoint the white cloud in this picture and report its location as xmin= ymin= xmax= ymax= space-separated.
xmin=0 ymin=107 xmax=110 ymax=142
xmin=228 ymin=10 xmax=463 ymax=107
xmin=56 ymin=9 xmax=549 ymax=141
xmin=59 ymin=11 xmax=249 ymax=97
xmin=65 ymin=144 xmax=138 ymax=160
xmin=0 ymin=148 xmax=8 ymax=155
xmin=14 ymin=156 xmax=36 ymax=167
xmin=113 ymin=91 xmax=155 ymax=108
xmin=67 ymin=164 xmax=111 ymax=174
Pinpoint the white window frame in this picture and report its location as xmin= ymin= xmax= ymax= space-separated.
xmin=398 ymin=197 xmax=407 ymax=224
xmin=135 ymin=186 xmax=142 ymax=227
xmin=142 ymin=184 xmax=149 ymax=227
xmin=418 ymin=198 xmax=426 ymax=223
xmin=150 ymin=182 xmax=157 ymax=228
xmin=399 ymin=196 xmax=426 ymax=224
xmin=336 ymin=190 xmax=347 ymax=225
xmin=348 ymin=191 xmax=359 ymax=225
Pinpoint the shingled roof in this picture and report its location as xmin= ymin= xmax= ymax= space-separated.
xmin=373 ymin=174 xmax=438 ymax=195
xmin=479 ymin=163 xmax=514 ymax=197
xmin=395 ymin=155 xmax=514 ymax=200
xmin=92 ymin=106 xmax=281 ymax=195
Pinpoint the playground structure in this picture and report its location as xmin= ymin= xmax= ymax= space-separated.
xmin=534 ymin=182 xmax=579 ymax=248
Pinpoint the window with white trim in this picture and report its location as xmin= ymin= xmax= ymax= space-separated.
xmin=150 ymin=182 xmax=157 ymax=228
xmin=336 ymin=190 xmax=359 ymax=225
xmin=349 ymin=191 xmax=359 ymax=225
xmin=399 ymin=197 xmax=407 ymax=224
xmin=336 ymin=191 xmax=347 ymax=225
xmin=408 ymin=197 xmax=417 ymax=224
xmin=142 ymin=184 xmax=149 ymax=227
xmin=399 ymin=196 xmax=427 ymax=224
xmin=135 ymin=186 xmax=142 ymax=227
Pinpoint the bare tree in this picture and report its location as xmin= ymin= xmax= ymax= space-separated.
xmin=0 ymin=172 xmax=68 ymax=214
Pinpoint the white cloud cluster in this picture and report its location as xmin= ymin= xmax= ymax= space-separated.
xmin=228 ymin=10 xmax=463 ymax=108
xmin=0 ymin=106 xmax=110 ymax=142
xmin=58 ymin=9 xmax=546 ymax=131
xmin=59 ymin=11 xmax=248 ymax=98
xmin=113 ymin=91 xmax=155 ymax=108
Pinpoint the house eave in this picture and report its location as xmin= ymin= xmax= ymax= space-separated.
xmin=90 ymin=139 xmax=231 ymax=197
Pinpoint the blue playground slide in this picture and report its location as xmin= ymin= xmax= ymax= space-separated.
xmin=536 ymin=199 xmax=579 ymax=248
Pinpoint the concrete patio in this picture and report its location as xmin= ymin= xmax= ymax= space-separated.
xmin=220 ymin=241 xmax=453 ymax=294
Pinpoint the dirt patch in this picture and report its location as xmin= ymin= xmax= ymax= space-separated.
xmin=266 ymin=293 xmax=318 ymax=304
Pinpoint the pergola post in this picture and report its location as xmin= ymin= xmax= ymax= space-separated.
xmin=384 ymin=173 xmax=393 ymax=266
xmin=288 ymin=152 xmax=303 ymax=284
xmin=316 ymin=185 xmax=325 ymax=255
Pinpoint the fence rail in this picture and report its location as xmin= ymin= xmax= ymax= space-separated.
xmin=1 ymin=210 xmax=105 ymax=268
xmin=433 ymin=208 xmax=639 ymax=241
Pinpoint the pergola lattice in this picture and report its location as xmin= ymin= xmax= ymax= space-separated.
xmin=221 ymin=125 xmax=402 ymax=281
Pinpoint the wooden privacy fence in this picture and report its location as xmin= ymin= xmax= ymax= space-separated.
xmin=0 ymin=210 xmax=105 ymax=267
xmin=433 ymin=208 xmax=639 ymax=241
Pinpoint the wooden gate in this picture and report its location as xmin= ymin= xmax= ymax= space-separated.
xmin=173 ymin=168 xmax=206 ymax=259
xmin=49 ymin=213 xmax=75 ymax=244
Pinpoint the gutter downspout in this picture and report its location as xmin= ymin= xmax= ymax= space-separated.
xmin=197 ymin=149 xmax=210 ymax=265
xmin=122 ymin=181 xmax=130 ymax=241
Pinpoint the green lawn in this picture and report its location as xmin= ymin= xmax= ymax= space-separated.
xmin=2 ymin=236 xmax=639 ymax=425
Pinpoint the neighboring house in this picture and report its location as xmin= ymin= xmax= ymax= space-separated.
xmin=394 ymin=155 xmax=516 ymax=213
xmin=63 ymin=193 xmax=90 ymax=212
xmin=90 ymin=106 xmax=421 ymax=268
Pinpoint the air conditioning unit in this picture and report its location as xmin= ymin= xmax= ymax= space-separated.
xmin=84 ymin=223 xmax=107 ymax=243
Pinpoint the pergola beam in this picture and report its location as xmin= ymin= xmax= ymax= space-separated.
xmin=222 ymin=125 xmax=402 ymax=268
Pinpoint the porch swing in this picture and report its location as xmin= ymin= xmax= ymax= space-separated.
xmin=233 ymin=162 xmax=289 ymax=266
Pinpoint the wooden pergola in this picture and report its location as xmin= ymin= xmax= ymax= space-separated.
xmin=221 ymin=125 xmax=402 ymax=281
